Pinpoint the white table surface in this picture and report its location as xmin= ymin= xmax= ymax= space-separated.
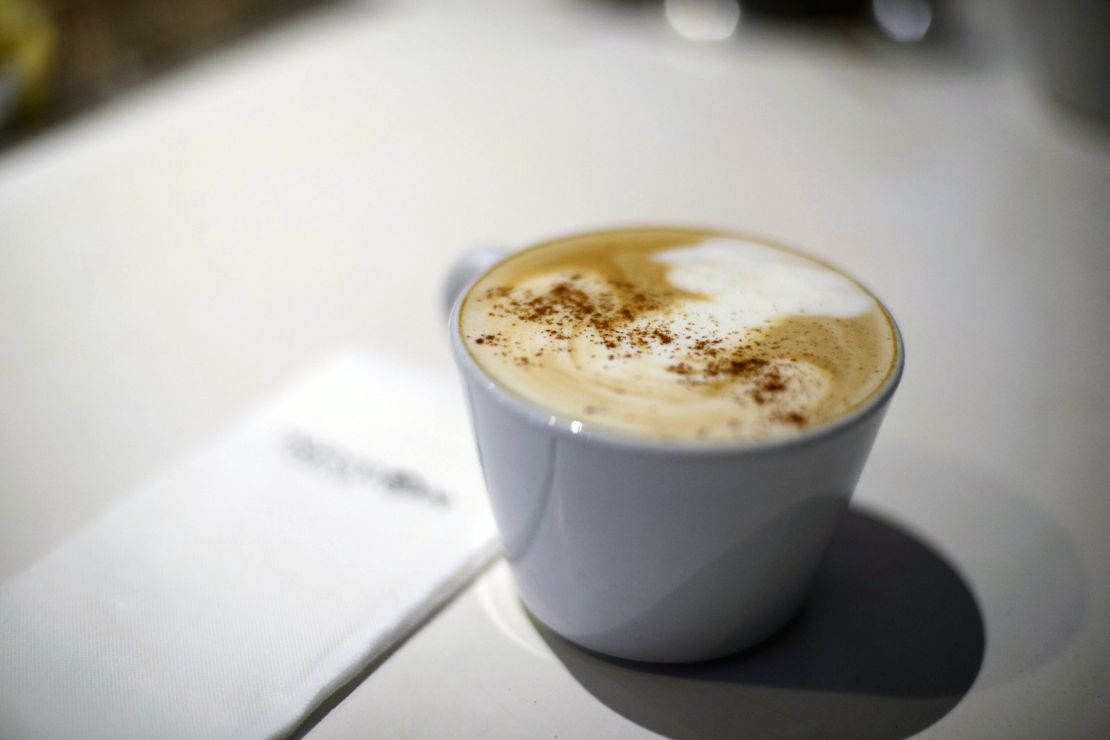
xmin=2 ymin=1 xmax=1107 ymax=737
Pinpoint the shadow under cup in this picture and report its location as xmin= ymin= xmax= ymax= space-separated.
xmin=448 ymin=245 xmax=904 ymax=664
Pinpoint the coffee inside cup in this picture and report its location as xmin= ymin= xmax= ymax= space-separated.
xmin=459 ymin=228 xmax=897 ymax=443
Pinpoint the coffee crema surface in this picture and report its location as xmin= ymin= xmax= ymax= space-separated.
xmin=459 ymin=229 xmax=897 ymax=443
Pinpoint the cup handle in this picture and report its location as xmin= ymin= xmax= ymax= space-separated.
xmin=442 ymin=247 xmax=508 ymax=319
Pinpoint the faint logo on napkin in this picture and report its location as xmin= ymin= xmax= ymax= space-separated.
xmin=283 ymin=431 xmax=451 ymax=508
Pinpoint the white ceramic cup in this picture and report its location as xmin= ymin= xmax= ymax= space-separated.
xmin=446 ymin=233 xmax=904 ymax=663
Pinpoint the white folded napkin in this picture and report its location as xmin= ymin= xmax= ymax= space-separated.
xmin=0 ymin=349 xmax=497 ymax=740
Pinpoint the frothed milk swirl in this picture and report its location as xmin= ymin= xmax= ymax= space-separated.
xmin=460 ymin=229 xmax=897 ymax=443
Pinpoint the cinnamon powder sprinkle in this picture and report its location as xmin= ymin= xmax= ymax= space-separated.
xmin=474 ymin=272 xmax=808 ymax=421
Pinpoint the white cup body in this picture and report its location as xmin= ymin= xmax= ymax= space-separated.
xmin=448 ymin=254 xmax=903 ymax=663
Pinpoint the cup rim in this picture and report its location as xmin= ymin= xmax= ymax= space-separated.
xmin=450 ymin=226 xmax=905 ymax=457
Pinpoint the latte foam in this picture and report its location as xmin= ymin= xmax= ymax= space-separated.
xmin=460 ymin=229 xmax=897 ymax=443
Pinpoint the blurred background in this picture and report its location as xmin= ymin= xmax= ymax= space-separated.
xmin=3 ymin=0 xmax=1109 ymax=146
xmin=1 ymin=1 xmax=1108 ymax=736
xmin=0 ymin=0 xmax=324 ymax=144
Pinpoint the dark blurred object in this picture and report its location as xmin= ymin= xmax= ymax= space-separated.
xmin=0 ymin=0 xmax=56 ymax=124
xmin=741 ymin=0 xmax=869 ymax=18
xmin=655 ymin=0 xmax=937 ymax=46
xmin=1018 ymin=0 xmax=1110 ymax=121
xmin=0 ymin=0 xmax=329 ymax=149
xmin=744 ymin=0 xmax=935 ymax=42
